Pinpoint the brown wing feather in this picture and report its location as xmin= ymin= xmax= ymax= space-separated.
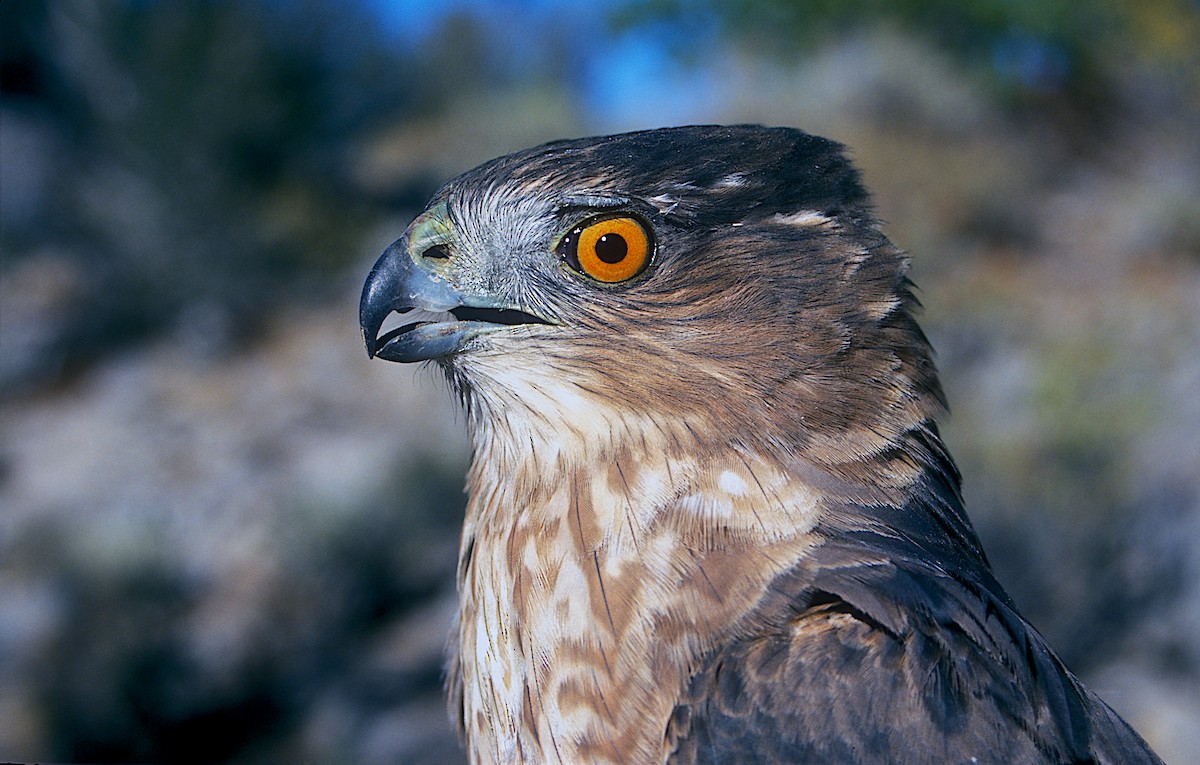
xmin=665 ymin=534 xmax=1164 ymax=765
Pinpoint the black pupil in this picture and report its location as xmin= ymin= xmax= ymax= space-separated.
xmin=595 ymin=233 xmax=627 ymax=264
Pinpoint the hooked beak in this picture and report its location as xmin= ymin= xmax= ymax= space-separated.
xmin=359 ymin=238 xmax=552 ymax=363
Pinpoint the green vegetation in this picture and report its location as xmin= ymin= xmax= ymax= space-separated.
xmin=628 ymin=0 xmax=1200 ymax=102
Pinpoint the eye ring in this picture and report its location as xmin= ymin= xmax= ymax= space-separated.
xmin=556 ymin=214 xmax=653 ymax=283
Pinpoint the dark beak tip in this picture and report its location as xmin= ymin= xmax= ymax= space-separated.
xmin=359 ymin=260 xmax=393 ymax=360
xmin=359 ymin=310 xmax=380 ymax=360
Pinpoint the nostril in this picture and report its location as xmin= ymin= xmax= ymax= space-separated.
xmin=422 ymin=244 xmax=451 ymax=260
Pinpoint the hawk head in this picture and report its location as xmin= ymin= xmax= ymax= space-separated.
xmin=360 ymin=125 xmax=945 ymax=493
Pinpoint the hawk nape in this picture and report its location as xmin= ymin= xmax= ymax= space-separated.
xmin=359 ymin=126 xmax=1163 ymax=765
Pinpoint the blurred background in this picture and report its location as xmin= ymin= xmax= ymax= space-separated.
xmin=2 ymin=0 xmax=1199 ymax=762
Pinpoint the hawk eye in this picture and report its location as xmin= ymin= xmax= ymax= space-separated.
xmin=557 ymin=215 xmax=652 ymax=283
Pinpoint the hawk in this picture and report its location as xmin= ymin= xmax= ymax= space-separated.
xmin=359 ymin=126 xmax=1163 ymax=765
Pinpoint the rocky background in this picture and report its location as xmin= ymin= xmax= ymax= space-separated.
xmin=2 ymin=1 xmax=1199 ymax=763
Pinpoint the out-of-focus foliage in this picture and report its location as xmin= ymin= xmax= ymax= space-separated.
xmin=625 ymin=0 xmax=1200 ymax=105
xmin=33 ymin=452 xmax=467 ymax=764
xmin=2 ymin=0 xmax=490 ymax=377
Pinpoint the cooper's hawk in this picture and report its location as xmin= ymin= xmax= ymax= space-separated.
xmin=359 ymin=126 xmax=1163 ymax=764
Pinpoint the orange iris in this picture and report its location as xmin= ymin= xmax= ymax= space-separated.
xmin=559 ymin=216 xmax=652 ymax=283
